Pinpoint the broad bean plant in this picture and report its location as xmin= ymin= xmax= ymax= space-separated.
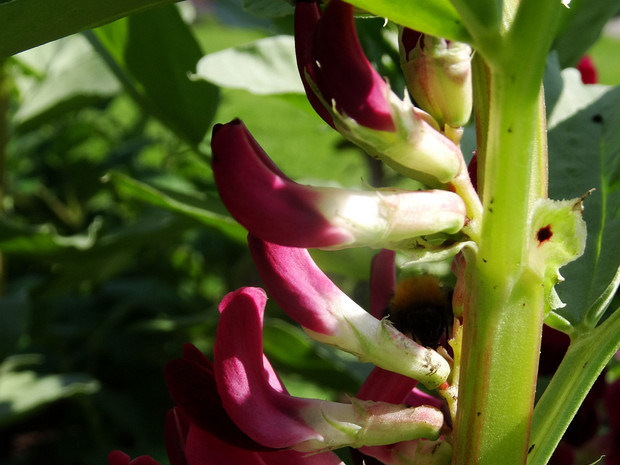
xmin=1 ymin=0 xmax=619 ymax=464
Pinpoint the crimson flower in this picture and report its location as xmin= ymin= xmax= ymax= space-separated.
xmin=293 ymin=0 xmax=464 ymax=186
xmin=576 ymin=56 xmax=598 ymax=85
xmin=211 ymin=120 xmax=467 ymax=250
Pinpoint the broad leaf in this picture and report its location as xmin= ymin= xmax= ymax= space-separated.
xmin=0 ymin=216 xmax=99 ymax=254
xmin=0 ymin=355 xmax=99 ymax=428
xmin=342 ymin=0 xmax=471 ymax=43
xmin=0 ymin=0 xmax=175 ymax=59
xmin=93 ymin=4 xmax=219 ymax=146
xmin=552 ymin=0 xmax=620 ymax=67
xmin=243 ymin=0 xmax=294 ymax=18
xmin=195 ymin=35 xmax=303 ymax=95
xmin=12 ymin=34 xmax=120 ymax=131
xmin=547 ymin=69 xmax=620 ymax=327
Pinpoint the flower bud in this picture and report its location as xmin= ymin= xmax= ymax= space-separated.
xmin=400 ymin=28 xmax=473 ymax=129
xmin=295 ymin=0 xmax=463 ymax=186
xmin=213 ymin=287 xmax=445 ymax=453
xmin=211 ymin=120 xmax=467 ymax=250
xmin=248 ymin=236 xmax=451 ymax=389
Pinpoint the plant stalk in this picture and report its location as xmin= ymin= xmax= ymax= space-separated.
xmin=451 ymin=63 xmax=549 ymax=465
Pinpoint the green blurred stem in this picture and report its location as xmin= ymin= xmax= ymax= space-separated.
xmin=527 ymin=306 xmax=620 ymax=465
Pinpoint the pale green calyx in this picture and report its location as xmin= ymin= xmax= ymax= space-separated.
xmin=528 ymin=195 xmax=588 ymax=314
xmin=303 ymin=304 xmax=451 ymax=389
xmin=314 ymin=186 xmax=467 ymax=250
xmin=333 ymin=90 xmax=463 ymax=187
xmin=294 ymin=398 xmax=444 ymax=453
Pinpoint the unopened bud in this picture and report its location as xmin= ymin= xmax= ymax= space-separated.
xmin=400 ymin=28 xmax=473 ymax=129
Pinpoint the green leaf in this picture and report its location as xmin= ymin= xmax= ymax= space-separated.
xmin=107 ymin=172 xmax=246 ymax=243
xmin=195 ymin=35 xmax=304 ymax=95
xmin=529 ymin=305 xmax=620 ymax=465
xmin=342 ymin=0 xmax=471 ymax=43
xmin=0 ymin=216 xmax=99 ymax=254
xmin=0 ymin=0 xmax=176 ymax=59
xmin=0 ymin=355 xmax=99 ymax=428
xmin=528 ymin=197 xmax=587 ymax=315
xmin=552 ymin=0 xmax=620 ymax=67
xmin=243 ymin=0 xmax=294 ymax=18
xmin=12 ymin=34 xmax=120 ymax=131
xmin=93 ymin=4 xmax=219 ymax=146
xmin=547 ymin=69 xmax=620 ymax=327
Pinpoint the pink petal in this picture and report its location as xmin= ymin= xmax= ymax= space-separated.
xmin=358 ymin=366 xmax=418 ymax=404
xmin=184 ymin=424 xmax=269 ymax=465
xmin=164 ymin=344 xmax=269 ymax=451
xmin=108 ymin=451 xmax=162 ymax=465
xmin=211 ymin=120 xmax=353 ymax=248
xmin=310 ymin=0 xmax=394 ymax=131
xmin=294 ymin=1 xmax=335 ymax=128
xmin=165 ymin=408 xmax=189 ymax=465
xmin=248 ymin=236 xmax=451 ymax=389
xmin=576 ymin=55 xmax=598 ymax=84
xmin=214 ymin=287 xmax=322 ymax=449
xmin=248 ymin=235 xmax=341 ymax=335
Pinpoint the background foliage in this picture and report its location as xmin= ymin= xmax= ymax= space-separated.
xmin=0 ymin=1 xmax=619 ymax=464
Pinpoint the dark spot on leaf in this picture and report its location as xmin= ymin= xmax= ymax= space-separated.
xmin=477 ymin=411 xmax=482 ymax=416
xmin=537 ymin=225 xmax=552 ymax=244
xmin=507 ymin=127 xmax=512 ymax=133
xmin=482 ymin=258 xmax=487 ymax=263
xmin=528 ymin=444 xmax=535 ymax=454
xmin=592 ymin=114 xmax=603 ymax=123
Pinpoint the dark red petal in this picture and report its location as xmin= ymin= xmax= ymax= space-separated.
xmin=164 ymin=346 xmax=271 ymax=451
xmin=312 ymin=0 xmax=394 ymax=131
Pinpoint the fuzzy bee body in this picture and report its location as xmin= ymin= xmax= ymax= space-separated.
xmin=387 ymin=275 xmax=453 ymax=349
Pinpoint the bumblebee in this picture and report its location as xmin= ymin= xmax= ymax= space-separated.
xmin=387 ymin=275 xmax=453 ymax=349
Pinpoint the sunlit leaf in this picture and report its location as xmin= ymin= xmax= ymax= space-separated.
xmin=195 ymin=35 xmax=303 ymax=95
xmin=0 ymin=355 xmax=99 ymax=428
xmin=547 ymin=69 xmax=620 ymax=327
xmin=552 ymin=0 xmax=620 ymax=67
xmin=0 ymin=0 xmax=176 ymax=59
xmin=0 ymin=217 xmax=99 ymax=254
xmin=243 ymin=0 xmax=294 ymax=18
xmin=12 ymin=35 xmax=120 ymax=131
xmin=342 ymin=0 xmax=471 ymax=43
xmin=93 ymin=4 xmax=219 ymax=146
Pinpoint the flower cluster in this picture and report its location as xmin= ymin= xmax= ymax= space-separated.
xmin=110 ymin=1 xmax=479 ymax=464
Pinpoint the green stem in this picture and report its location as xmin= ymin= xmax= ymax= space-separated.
xmin=451 ymin=68 xmax=547 ymax=465
xmin=450 ymin=4 xmax=562 ymax=461
xmin=448 ymin=0 xmax=567 ymax=461
xmin=527 ymin=306 xmax=620 ymax=465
